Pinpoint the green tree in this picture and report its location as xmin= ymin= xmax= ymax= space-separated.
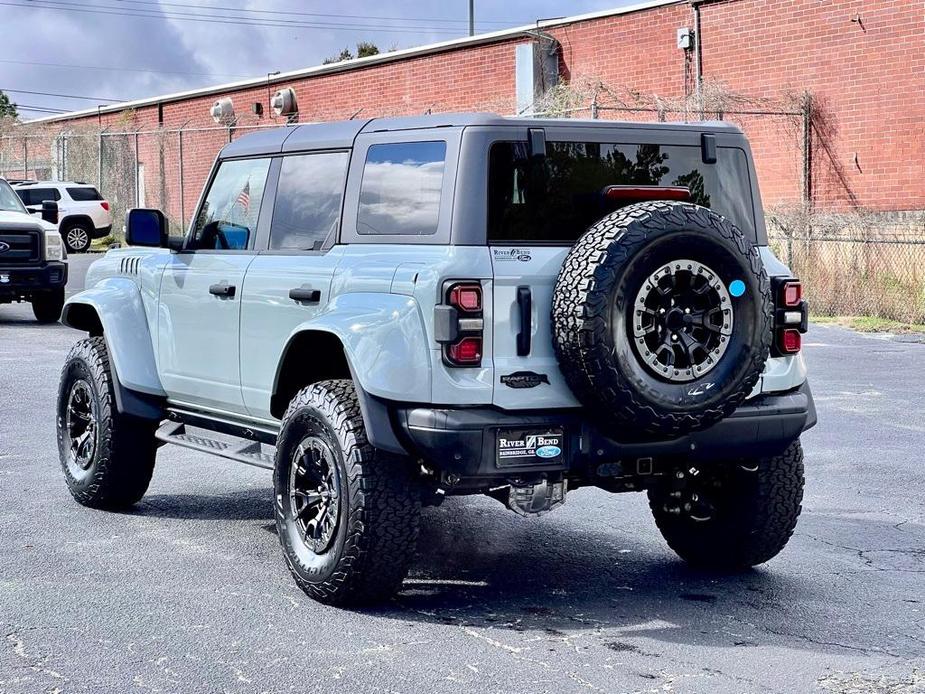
xmin=323 ymin=42 xmax=380 ymax=65
xmin=0 ymin=91 xmax=18 ymax=119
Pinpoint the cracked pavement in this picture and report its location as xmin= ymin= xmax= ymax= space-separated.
xmin=1 ymin=257 xmax=923 ymax=693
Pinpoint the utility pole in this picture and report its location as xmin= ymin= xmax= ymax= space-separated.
xmin=468 ymin=0 xmax=474 ymax=36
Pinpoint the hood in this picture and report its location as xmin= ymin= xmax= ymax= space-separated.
xmin=0 ymin=209 xmax=57 ymax=233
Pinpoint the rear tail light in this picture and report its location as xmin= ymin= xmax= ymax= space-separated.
xmin=100 ymin=201 xmax=110 ymax=211
xmin=437 ymin=281 xmax=484 ymax=367
xmin=779 ymin=329 xmax=802 ymax=354
xmin=772 ymin=278 xmax=808 ymax=355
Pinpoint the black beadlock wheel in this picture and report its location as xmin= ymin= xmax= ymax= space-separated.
xmin=552 ymin=201 xmax=773 ymax=438
xmin=648 ymin=440 xmax=805 ymax=569
xmin=56 ymin=337 xmax=158 ymax=508
xmin=273 ymin=379 xmax=420 ymax=606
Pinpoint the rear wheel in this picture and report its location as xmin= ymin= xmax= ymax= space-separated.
xmin=62 ymin=222 xmax=92 ymax=253
xmin=32 ymin=288 xmax=64 ymax=323
xmin=274 ymin=379 xmax=420 ymax=605
xmin=56 ymin=337 xmax=157 ymax=508
xmin=648 ymin=440 xmax=804 ymax=569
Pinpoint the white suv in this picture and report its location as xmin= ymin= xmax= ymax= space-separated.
xmin=13 ymin=181 xmax=112 ymax=253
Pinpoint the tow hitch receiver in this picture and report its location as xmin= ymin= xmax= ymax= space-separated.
xmin=507 ymin=478 xmax=567 ymax=516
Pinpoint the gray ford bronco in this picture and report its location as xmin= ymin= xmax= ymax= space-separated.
xmin=56 ymin=113 xmax=815 ymax=605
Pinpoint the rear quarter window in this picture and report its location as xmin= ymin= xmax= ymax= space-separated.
xmin=357 ymin=141 xmax=446 ymax=236
xmin=66 ymin=187 xmax=103 ymax=201
xmin=488 ymin=141 xmax=755 ymax=244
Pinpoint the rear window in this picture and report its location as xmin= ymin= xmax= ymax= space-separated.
xmin=488 ymin=141 xmax=755 ymax=244
xmin=357 ymin=141 xmax=446 ymax=236
xmin=66 ymin=186 xmax=103 ymax=201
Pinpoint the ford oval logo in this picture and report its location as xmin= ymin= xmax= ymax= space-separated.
xmin=535 ymin=445 xmax=561 ymax=459
xmin=0 ymin=241 xmax=9 ymax=253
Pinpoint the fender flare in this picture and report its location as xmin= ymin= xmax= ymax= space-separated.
xmin=274 ymin=292 xmax=433 ymax=454
xmin=62 ymin=277 xmax=165 ymax=420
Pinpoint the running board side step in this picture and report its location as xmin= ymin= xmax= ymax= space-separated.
xmin=155 ymin=421 xmax=275 ymax=470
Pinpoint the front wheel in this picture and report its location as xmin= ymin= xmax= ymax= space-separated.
xmin=32 ymin=288 xmax=64 ymax=323
xmin=274 ymin=379 xmax=420 ymax=605
xmin=648 ymin=440 xmax=804 ymax=569
xmin=56 ymin=337 xmax=157 ymax=508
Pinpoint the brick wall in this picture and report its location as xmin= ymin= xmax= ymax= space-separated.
xmin=46 ymin=0 xmax=925 ymax=228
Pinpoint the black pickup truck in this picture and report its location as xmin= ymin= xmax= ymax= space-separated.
xmin=0 ymin=178 xmax=68 ymax=322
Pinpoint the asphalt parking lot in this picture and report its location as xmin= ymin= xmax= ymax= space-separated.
xmin=1 ymin=254 xmax=923 ymax=694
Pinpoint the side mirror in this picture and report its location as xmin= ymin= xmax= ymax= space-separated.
xmin=125 ymin=208 xmax=169 ymax=247
xmin=41 ymin=200 xmax=58 ymax=225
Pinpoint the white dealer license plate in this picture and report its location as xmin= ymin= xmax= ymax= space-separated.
xmin=496 ymin=428 xmax=565 ymax=467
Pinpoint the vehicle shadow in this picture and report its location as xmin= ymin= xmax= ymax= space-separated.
xmin=133 ymin=488 xmax=275 ymax=522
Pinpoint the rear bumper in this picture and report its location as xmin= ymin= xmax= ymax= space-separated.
xmin=394 ymin=382 xmax=815 ymax=482
xmin=0 ymin=261 xmax=68 ymax=299
xmin=91 ymin=224 xmax=112 ymax=239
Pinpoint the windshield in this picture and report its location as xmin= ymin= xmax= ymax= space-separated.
xmin=0 ymin=180 xmax=28 ymax=214
xmin=488 ymin=141 xmax=756 ymax=244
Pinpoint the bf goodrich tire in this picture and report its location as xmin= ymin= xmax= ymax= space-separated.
xmin=32 ymin=288 xmax=64 ymax=323
xmin=552 ymin=201 xmax=772 ymax=438
xmin=648 ymin=440 xmax=804 ymax=569
xmin=56 ymin=337 xmax=157 ymax=508
xmin=274 ymin=379 xmax=420 ymax=605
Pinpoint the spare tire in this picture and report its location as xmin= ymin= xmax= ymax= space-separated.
xmin=552 ymin=201 xmax=772 ymax=438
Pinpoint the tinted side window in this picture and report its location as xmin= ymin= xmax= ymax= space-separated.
xmin=67 ymin=187 xmax=103 ymax=201
xmin=269 ymin=152 xmax=349 ymax=251
xmin=357 ymin=141 xmax=446 ymax=236
xmin=192 ymin=158 xmax=270 ymax=251
xmin=17 ymin=188 xmax=61 ymax=205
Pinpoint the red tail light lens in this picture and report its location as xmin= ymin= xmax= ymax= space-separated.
xmin=779 ymin=329 xmax=802 ymax=354
xmin=781 ymin=281 xmax=802 ymax=307
xmin=603 ymin=185 xmax=692 ymax=203
xmin=449 ymin=284 xmax=481 ymax=312
xmin=447 ymin=336 xmax=482 ymax=364
xmin=100 ymin=201 xmax=110 ymax=211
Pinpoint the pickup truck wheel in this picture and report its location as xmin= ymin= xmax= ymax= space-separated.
xmin=62 ymin=222 xmax=92 ymax=253
xmin=648 ymin=440 xmax=804 ymax=569
xmin=56 ymin=337 xmax=157 ymax=508
xmin=552 ymin=200 xmax=773 ymax=437
xmin=274 ymin=379 xmax=420 ymax=605
xmin=32 ymin=288 xmax=65 ymax=323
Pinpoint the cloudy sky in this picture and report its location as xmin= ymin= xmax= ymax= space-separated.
xmin=1 ymin=1 xmax=635 ymax=118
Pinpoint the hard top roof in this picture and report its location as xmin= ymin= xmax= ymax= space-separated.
xmin=219 ymin=112 xmax=743 ymax=159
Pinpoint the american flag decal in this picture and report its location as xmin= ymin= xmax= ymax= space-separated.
xmin=235 ymin=180 xmax=250 ymax=212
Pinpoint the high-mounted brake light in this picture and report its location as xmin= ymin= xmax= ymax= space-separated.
xmin=781 ymin=280 xmax=802 ymax=307
xmin=100 ymin=201 xmax=110 ymax=211
xmin=603 ymin=185 xmax=692 ymax=203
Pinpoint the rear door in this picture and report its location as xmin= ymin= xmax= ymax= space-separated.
xmin=486 ymin=131 xmax=758 ymax=410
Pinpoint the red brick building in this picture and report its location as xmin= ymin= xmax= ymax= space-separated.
xmin=20 ymin=0 xmax=925 ymax=228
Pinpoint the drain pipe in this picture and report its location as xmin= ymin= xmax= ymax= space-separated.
xmin=692 ymin=1 xmax=704 ymax=118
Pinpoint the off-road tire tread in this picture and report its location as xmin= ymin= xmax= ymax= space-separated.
xmin=277 ymin=379 xmax=420 ymax=605
xmin=58 ymin=337 xmax=157 ymax=508
xmin=552 ymin=200 xmax=772 ymax=437
xmin=649 ymin=440 xmax=804 ymax=568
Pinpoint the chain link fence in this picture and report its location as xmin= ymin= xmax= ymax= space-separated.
xmin=2 ymin=89 xmax=922 ymax=323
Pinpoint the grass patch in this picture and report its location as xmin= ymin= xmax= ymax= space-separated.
xmin=89 ymin=235 xmax=118 ymax=251
xmin=813 ymin=315 xmax=925 ymax=334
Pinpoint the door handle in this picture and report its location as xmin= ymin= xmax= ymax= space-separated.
xmin=209 ymin=282 xmax=236 ymax=297
xmin=289 ymin=286 xmax=321 ymax=303
xmin=516 ymin=286 xmax=532 ymax=356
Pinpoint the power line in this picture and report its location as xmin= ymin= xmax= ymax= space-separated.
xmin=13 ymin=104 xmax=70 ymax=114
xmin=110 ymin=0 xmax=525 ymax=26
xmin=1 ymin=1 xmax=470 ymax=35
xmin=0 ymin=58 xmax=251 ymax=79
xmin=0 ymin=87 xmax=124 ymax=103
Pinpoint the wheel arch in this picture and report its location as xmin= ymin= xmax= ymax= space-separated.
xmin=271 ymin=326 xmax=409 ymax=455
xmin=60 ymin=214 xmax=95 ymax=230
xmin=62 ymin=278 xmax=165 ymax=420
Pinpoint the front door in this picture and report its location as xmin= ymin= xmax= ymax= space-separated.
xmin=157 ymin=156 xmax=271 ymax=414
